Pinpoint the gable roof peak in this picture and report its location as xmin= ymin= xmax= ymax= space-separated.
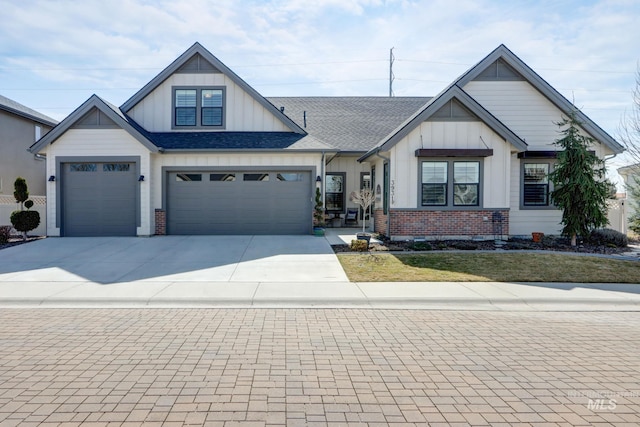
xmin=29 ymin=94 xmax=158 ymax=154
xmin=455 ymin=44 xmax=624 ymax=154
xmin=120 ymin=43 xmax=306 ymax=134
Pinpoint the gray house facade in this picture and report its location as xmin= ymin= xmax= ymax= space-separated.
xmin=0 ymin=94 xmax=57 ymax=197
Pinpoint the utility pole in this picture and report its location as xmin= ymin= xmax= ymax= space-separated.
xmin=389 ymin=47 xmax=395 ymax=97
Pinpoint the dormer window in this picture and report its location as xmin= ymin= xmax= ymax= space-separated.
xmin=173 ymin=86 xmax=225 ymax=129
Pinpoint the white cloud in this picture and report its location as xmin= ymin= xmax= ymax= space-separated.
xmin=0 ymin=0 xmax=637 ymax=148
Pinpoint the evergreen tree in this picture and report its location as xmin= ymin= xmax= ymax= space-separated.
xmin=549 ymin=112 xmax=609 ymax=246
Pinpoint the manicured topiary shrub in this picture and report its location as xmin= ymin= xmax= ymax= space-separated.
xmin=10 ymin=177 xmax=40 ymax=240
xmin=10 ymin=211 xmax=40 ymax=234
xmin=588 ymin=228 xmax=628 ymax=248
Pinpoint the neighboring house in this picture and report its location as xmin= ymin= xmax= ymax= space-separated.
xmin=0 ymin=94 xmax=57 ymax=234
xmin=0 ymin=94 xmax=57 ymax=197
xmin=29 ymin=43 xmax=624 ymax=239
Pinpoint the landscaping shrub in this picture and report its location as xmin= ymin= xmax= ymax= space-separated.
xmin=10 ymin=210 xmax=40 ymax=234
xmin=0 ymin=226 xmax=11 ymax=244
xmin=448 ymin=241 xmax=479 ymax=250
xmin=350 ymin=239 xmax=369 ymax=252
xmin=588 ymin=228 xmax=628 ymax=248
xmin=408 ymin=241 xmax=433 ymax=251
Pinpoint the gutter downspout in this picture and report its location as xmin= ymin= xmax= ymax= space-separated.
xmin=320 ymin=151 xmax=325 ymax=210
xmin=375 ymin=150 xmax=391 ymax=238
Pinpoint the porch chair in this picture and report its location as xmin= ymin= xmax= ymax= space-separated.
xmin=345 ymin=208 xmax=359 ymax=227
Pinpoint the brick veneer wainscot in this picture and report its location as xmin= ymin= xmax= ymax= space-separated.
xmin=388 ymin=209 xmax=509 ymax=238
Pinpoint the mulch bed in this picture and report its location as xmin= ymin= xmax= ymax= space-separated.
xmin=333 ymin=235 xmax=633 ymax=255
xmin=0 ymin=236 xmax=45 ymax=251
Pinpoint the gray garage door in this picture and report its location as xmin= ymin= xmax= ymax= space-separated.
xmin=62 ymin=162 xmax=137 ymax=236
xmin=167 ymin=171 xmax=311 ymax=235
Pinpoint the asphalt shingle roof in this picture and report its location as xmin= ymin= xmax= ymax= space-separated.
xmin=147 ymin=132 xmax=332 ymax=151
xmin=267 ymin=97 xmax=431 ymax=152
xmin=0 ymin=94 xmax=58 ymax=126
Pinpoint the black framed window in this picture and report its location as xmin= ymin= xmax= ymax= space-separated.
xmin=201 ymin=89 xmax=223 ymax=126
xmin=175 ymin=89 xmax=197 ymax=126
xmin=421 ymin=160 xmax=481 ymax=207
xmin=325 ymin=173 xmax=345 ymax=213
xmin=453 ymin=162 xmax=479 ymax=206
xmin=173 ymin=87 xmax=225 ymax=128
xmin=421 ymin=162 xmax=448 ymax=206
xmin=523 ymin=163 xmax=550 ymax=206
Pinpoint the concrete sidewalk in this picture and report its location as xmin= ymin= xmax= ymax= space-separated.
xmin=1 ymin=279 xmax=640 ymax=310
xmin=1 ymin=233 xmax=639 ymax=310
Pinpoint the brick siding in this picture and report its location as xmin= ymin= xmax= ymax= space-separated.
xmin=155 ymin=209 xmax=166 ymax=235
xmin=373 ymin=209 xmax=388 ymax=235
xmin=388 ymin=209 xmax=509 ymax=239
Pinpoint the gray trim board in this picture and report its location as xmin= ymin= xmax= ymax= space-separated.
xmin=120 ymin=42 xmax=306 ymax=135
xmin=29 ymin=95 xmax=159 ymax=154
xmin=455 ymin=44 xmax=624 ymax=154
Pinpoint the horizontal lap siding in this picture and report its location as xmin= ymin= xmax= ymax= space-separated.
xmin=463 ymin=81 xmax=564 ymax=150
xmin=45 ymin=129 xmax=152 ymax=236
xmin=509 ymin=154 xmax=563 ymax=236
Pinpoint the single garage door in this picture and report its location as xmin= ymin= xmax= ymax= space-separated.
xmin=167 ymin=170 xmax=311 ymax=235
xmin=62 ymin=162 xmax=137 ymax=236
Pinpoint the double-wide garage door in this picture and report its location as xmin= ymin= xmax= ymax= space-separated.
xmin=167 ymin=170 xmax=312 ymax=235
xmin=62 ymin=162 xmax=137 ymax=237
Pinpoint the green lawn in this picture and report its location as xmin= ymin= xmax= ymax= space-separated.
xmin=338 ymin=252 xmax=640 ymax=283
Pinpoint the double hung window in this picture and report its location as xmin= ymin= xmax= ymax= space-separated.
xmin=421 ymin=160 xmax=480 ymax=207
xmin=174 ymin=87 xmax=224 ymax=128
xmin=523 ymin=163 xmax=550 ymax=206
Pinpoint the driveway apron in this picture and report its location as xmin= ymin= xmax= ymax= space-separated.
xmin=0 ymin=235 xmax=349 ymax=284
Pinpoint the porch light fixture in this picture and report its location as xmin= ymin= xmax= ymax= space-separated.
xmin=48 ymin=175 xmax=55 ymax=182
xmin=316 ymin=176 xmax=322 ymax=182
xmin=138 ymin=175 xmax=145 ymax=182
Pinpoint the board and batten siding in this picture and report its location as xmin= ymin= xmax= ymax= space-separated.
xmin=326 ymin=156 xmax=371 ymax=211
xmin=44 ymin=129 xmax=152 ymax=236
xmin=128 ymin=74 xmax=290 ymax=132
xmin=389 ymin=121 xmax=513 ymax=209
xmin=463 ymin=81 xmax=613 ymax=157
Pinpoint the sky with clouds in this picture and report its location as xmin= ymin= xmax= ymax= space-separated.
xmin=1 ymin=0 xmax=639 ymax=175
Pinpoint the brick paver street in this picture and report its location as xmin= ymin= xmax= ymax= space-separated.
xmin=0 ymin=309 xmax=639 ymax=426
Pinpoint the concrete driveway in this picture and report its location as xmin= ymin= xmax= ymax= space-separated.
xmin=0 ymin=235 xmax=349 ymax=285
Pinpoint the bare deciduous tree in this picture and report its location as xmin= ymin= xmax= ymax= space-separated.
xmin=350 ymin=187 xmax=375 ymax=234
